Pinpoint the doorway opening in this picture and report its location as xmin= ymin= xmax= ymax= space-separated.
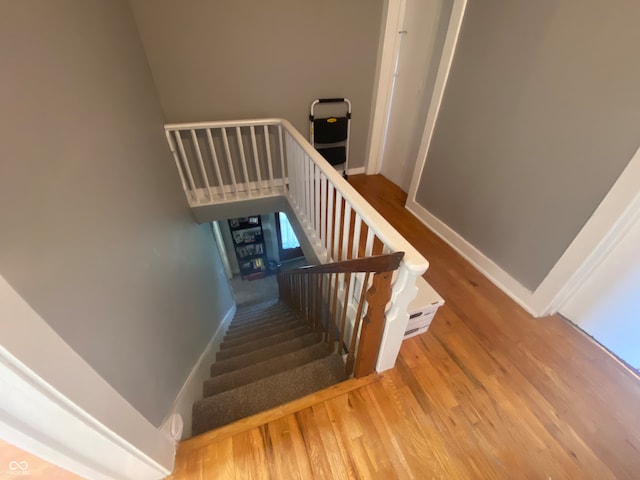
xmin=275 ymin=212 xmax=304 ymax=262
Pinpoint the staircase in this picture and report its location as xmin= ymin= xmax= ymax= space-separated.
xmin=191 ymin=299 xmax=347 ymax=435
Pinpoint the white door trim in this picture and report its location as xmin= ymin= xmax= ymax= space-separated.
xmin=365 ymin=0 xmax=407 ymax=175
xmin=406 ymin=0 xmax=468 ymax=199
xmin=0 ymin=275 xmax=174 ymax=479
xmin=534 ymin=144 xmax=640 ymax=315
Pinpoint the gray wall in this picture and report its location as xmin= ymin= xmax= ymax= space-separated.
xmin=129 ymin=0 xmax=384 ymax=170
xmin=0 ymin=0 xmax=234 ymax=426
xmin=416 ymin=0 xmax=640 ymax=290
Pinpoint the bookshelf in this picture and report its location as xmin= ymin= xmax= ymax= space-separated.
xmin=228 ymin=216 xmax=268 ymax=280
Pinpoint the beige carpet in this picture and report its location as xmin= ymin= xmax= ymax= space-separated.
xmin=191 ymin=301 xmax=346 ymax=436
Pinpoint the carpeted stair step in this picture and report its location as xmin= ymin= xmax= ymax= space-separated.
xmin=232 ymin=298 xmax=279 ymax=315
xmin=216 ymin=325 xmax=311 ymax=361
xmin=233 ymin=298 xmax=280 ymax=310
xmin=227 ymin=312 xmax=300 ymax=333
xmin=226 ymin=311 xmax=300 ymax=336
xmin=203 ymin=342 xmax=331 ymax=397
xmin=193 ymin=354 xmax=347 ymax=434
xmin=210 ymin=332 xmax=318 ymax=376
xmin=230 ymin=303 xmax=292 ymax=325
xmin=221 ymin=318 xmax=306 ymax=349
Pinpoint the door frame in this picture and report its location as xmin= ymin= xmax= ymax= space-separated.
xmin=366 ymin=0 xmax=407 ymax=175
xmin=538 ymin=145 xmax=640 ymax=315
xmin=275 ymin=212 xmax=304 ymax=262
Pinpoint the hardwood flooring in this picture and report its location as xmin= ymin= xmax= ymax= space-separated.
xmin=0 ymin=438 xmax=82 ymax=479
xmin=169 ymin=174 xmax=640 ymax=479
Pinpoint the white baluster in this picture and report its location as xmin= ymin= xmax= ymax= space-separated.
xmin=341 ymin=203 xmax=352 ymax=261
xmin=304 ymin=154 xmax=311 ymax=226
xmin=278 ymin=125 xmax=286 ymax=194
xmin=320 ymin=173 xmax=327 ymax=248
xmin=165 ymin=130 xmax=190 ymax=201
xmin=364 ymin=228 xmax=375 ymax=256
xmin=205 ymin=128 xmax=226 ymax=200
xmin=173 ymin=130 xmax=197 ymax=203
xmin=314 ymin=165 xmax=321 ymax=236
xmin=235 ymin=127 xmax=251 ymax=197
xmin=250 ymin=126 xmax=262 ymax=195
xmin=221 ymin=128 xmax=237 ymax=198
xmin=326 ymin=182 xmax=335 ymax=262
xmin=351 ymin=213 xmax=362 ymax=260
xmin=190 ymin=129 xmax=212 ymax=201
xmin=264 ymin=125 xmax=274 ymax=192
xmin=332 ymin=192 xmax=343 ymax=261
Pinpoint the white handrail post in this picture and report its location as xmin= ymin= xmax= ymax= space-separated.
xmin=376 ymin=263 xmax=425 ymax=371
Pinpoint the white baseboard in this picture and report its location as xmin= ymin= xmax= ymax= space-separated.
xmin=347 ymin=167 xmax=366 ymax=175
xmin=0 ymin=275 xmax=174 ymax=480
xmin=160 ymin=304 xmax=236 ymax=439
xmin=405 ymin=199 xmax=541 ymax=317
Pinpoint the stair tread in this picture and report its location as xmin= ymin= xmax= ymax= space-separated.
xmin=222 ymin=318 xmax=305 ymax=346
xmin=234 ymin=299 xmax=280 ymax=314
xmin=227 ymin=312 xmax=299 ymax=334
xmin=210 ymin=332 xmax=319 ymax=376
xmin=193 ymin=354 xmax=347 ymax=434
xmin=231 ymin=302 xmax=291 ymax=322
xmin=217 ymin=325 xmax=311 ymax=361
xmin=204 ymin=342 xmax=331 ymax=397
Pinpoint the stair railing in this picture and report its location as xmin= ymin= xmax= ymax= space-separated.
xmin=278 ymin=252 xmax=404 ymax=378
xmin=164 ymin=118 xmax=429 ymax=372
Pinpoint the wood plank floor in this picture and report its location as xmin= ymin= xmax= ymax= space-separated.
xmin=0 ymin=438 xmax=83 ymax=479
xmin=169 ymin=174 xmax=640 ymax=479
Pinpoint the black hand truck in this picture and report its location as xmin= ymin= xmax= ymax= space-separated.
xmin=309 ymin=98 xmax=351 ymax=179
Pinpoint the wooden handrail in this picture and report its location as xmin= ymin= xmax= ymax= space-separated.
xmin=279 ymin=252 xmax=404 ymax=276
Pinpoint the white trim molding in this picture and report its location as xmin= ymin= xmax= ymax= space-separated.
xmin=0 ymin=275 xmax=174 ymax=479
xmin=406 ymin=0 xmax=468 ymax=199
xmin=365 ymin=0 xmax=407 ymax=175
xmin=534 ymin=144 xmax=640 ymax=315
xmin=405 ymin=200 xmax=538 ymax=315
xmin=159 ymin=304 xmax=236 ymax=439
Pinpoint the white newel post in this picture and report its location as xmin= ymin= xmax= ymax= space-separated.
xmin=375 ymin=261 xmax=426 ymax=371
